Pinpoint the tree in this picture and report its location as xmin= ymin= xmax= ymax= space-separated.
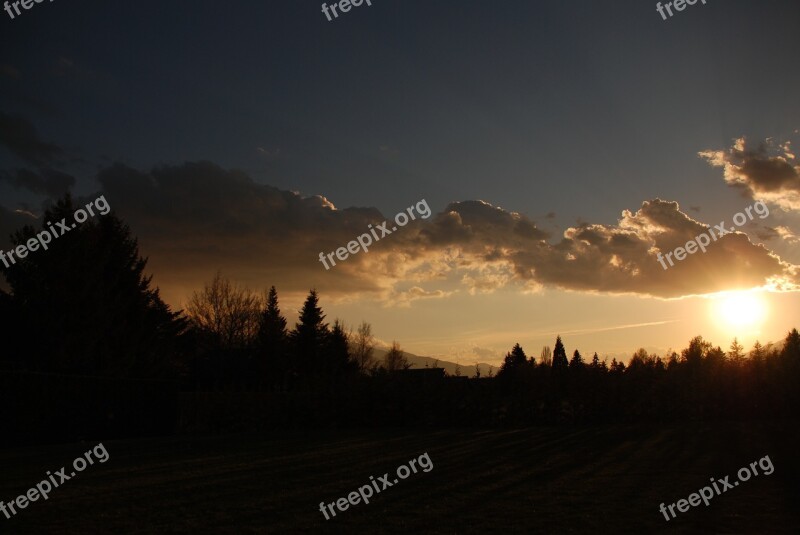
xmin=186 ymin=271 xmax=261 ymax=350
xmin=499 ymin=343 xmax=528 ymax=377
xmin=540 ymin=346 xmax=552 ymax=367
xmin=257 ymin=286 xmax=288 ymax=388
xmin=384 ymin=341 xmax=410 ymax=372
xmin=290 ymin=289 xmax=330 ymax=379
xmin=350 ymin=321 xmax=376 ymax=372
xmin=454 ymin=362 xmax=462 ymax=377
xmin=728 ymin=338 xmax=745 ymax=365
xmin=569 ymin=349 xmax=585 ymax=368
xmin=1 ymin=194 xmax=185 ymax=378
xmin=552 ymin=336 xmax=569 ymax=371
xmin=474 ymin=363 xmax=481 ymax=378
xmin=750 ymin=340 xmax=766 ymax=362
xmin=782 ymin=329 xmax=800 ymax=362
xmin=324 ymin=320 xmax=355 ymax=383
xmin=590 ymin=352 xmax=600 ymax=368
xmin=682 ymin=336 xmax=710 ymax=365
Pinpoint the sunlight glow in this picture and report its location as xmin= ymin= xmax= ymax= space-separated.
xmin=711 ymin=290 xmax=768 ymax=332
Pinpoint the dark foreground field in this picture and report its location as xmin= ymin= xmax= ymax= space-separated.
xmin=1 ymin=422 xmax=799 ymax=534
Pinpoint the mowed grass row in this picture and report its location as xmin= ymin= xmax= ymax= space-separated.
xmin=1 ymin=422 xmax=798 ymax=534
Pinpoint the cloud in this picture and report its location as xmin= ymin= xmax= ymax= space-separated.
xmin=700 ymin=136 xmax=800 ymax=210
xmin=774 ymin=226 xmax=800 ymax=244
xmin=0 ymin=168 xmax=75 ymax=199
xmin=7 ymin=160 xmax=790 ymax=306
xmin=0 ymin=112 xmax=64 ymax=166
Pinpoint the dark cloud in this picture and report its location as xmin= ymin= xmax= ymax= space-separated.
xmin=88 ymin=162 xmax=799 ymax=306
xmin=0 ymin=112 xmax=64 ymax=166
xmin=700 ymin=136 xmax=800 ymax=210
xmin=0 ymin=168 xmax=75 ymax=198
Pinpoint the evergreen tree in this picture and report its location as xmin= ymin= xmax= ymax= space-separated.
xmin=324 ymin=320 xmax=354 ymax=383
xmin=552 ymin=336 xmax=569 ymax=371
xmin=782 ymin=329 xmax=800 ymax=361
xmin=499 ymin=343 xmax=528 ymax=377
xmin=257 ymin=286 xmax=288 ymax=388
xmin=1 ymin=194 xmax=185 ymax=379
xmin=569 ymin=349 xmax=584 ymax=368
xmin=290 ymin=289 xmax=329 ymax=380
xmin=728 ymin=338 xmax=745 ymax=365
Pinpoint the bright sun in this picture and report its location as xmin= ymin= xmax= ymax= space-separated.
xmin=712 ymin=290 xmax=768 ymax=331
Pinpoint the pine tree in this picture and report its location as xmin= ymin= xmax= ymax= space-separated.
xmin=257 ymin=286 xmax=288 ymax=387
xmin=552 ymin=336 xmax=569 ymax=371
xmin=569 ymin=349 xmax=584 ymax=368
xmin=782 ymin=329 xmax=800 ymax=361
xmin=325 ymin=320 xmax=354 ymax=383
xmin=290 ymin=289 xmax=329 ymax=380
xmin=499 ymin=343 xmax=528 ymax=377
xmin=2 ymin=194 xmax=185 ymax=378
xmin=728 ymin=338 xmax=745 ymax=365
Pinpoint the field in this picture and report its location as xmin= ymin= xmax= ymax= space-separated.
xmin=1 ymin=422 xmax=798 ymax=534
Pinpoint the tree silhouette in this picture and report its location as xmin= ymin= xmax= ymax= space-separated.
xmin=350 ymin=321 xmax=376 ymax=373
xmin=257 ymin=286 xmax=288 ymax=389
xmin=384 ymin=341 xmax=410 ymax=371
xmin=552 ymin=336 xmax=569 ymax=371
xmin=569 ymin=349 xmax=584 ymax=368
xmin=290 ymin=289 xmax=329 ymax=382
xmin=499 ymin=343 xmax=528 ymax=377
xmin=1 ymin=194 xmax=185 ymax=379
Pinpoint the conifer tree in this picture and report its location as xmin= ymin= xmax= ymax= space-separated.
xmin=290 ymin=289 xmax=329 ymax=379
xmin=552 ymin=336 xmax=569 ymax=371
xmin=257 ymin=286 xmax=288 ymax=387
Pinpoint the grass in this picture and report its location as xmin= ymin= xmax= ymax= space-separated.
xmin=1 ymin=421 xmax=798 ymax=533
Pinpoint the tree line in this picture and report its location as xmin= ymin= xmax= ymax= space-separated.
xmin=1 ymin=195 xmax=799 ymax=429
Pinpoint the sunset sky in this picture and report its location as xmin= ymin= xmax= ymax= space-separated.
xmin=2 ymin=0 xmax=799 ymax=366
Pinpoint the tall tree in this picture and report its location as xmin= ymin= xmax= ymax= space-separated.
xmin=290 ymin=289 xmax=329 ymax=379
xmin=1 ymin=194 xmax=185 ymax=378
xmin=257 ymin=286 xmax=288 ymax=388
xmin=350 ymin=321 xmax=376 ymax=373
xmin=324 ymin=320 xmax=354 ymax=382
xmin=552 ymin=336 xmax=569 ymax=371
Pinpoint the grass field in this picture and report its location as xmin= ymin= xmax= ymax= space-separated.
xmin=1 ymin=422 xmax=799 ymax=534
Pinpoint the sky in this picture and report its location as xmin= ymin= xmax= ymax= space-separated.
xmin=1 ymin=0 xmax=799 ymax=366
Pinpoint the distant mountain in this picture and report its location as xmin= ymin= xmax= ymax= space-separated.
xmin=372 ymin=347 xmax=496 ymax=377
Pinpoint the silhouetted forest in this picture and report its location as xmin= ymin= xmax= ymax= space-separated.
xmin=2 ymin=195 xmax=799 ymax=445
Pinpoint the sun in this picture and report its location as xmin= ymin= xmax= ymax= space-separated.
xmin=711 ymin=290 xmax=768 ymax=331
